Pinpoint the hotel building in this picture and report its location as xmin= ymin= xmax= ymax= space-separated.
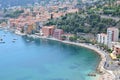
xmin=107 ymin=27 xmax=119 ymax=46
xmin=97 ymin=33 xmax=107 ymax=45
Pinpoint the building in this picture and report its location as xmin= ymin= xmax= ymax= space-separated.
xmin=113 ymin=44 xmax=120 ymax=56
xmin=107 ymin=27 xmax=119 ymax=45
xmin=27 ymin=24 xmax=34 ymax=34
xmin=115 ymin=0 xmax=120 ymax=6
xmin=42 ymin=26 xmax=55 ymax=37
xmin=35 ymin=22 xmax=43 ymax=32
xmin=53 ymin=29 xmax=64 ymax=40
xmin=97 ymin=33 xmax=107 ymax=45
xmin=23 ymin=24 xmax=28 ymax=33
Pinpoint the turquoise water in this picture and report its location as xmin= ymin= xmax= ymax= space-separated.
xmin=0 ymin=30 xmax=100 ymax=80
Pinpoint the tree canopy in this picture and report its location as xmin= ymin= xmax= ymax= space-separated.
xmin=45 ymin=12 xmax=117 ymax=34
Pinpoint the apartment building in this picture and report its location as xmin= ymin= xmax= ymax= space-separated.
xmin=53 ymin=29 xmax=64 ymax=40
xmin=42 ymin=26 xmax=55 ymax=37
xmin=107 ymin=27 xmax=119 ymax=44
xmin=97 ymin=33 xmax=107 ymax=45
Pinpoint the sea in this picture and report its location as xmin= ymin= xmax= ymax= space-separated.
xmin=0 ymin=29 xmax=100 ymax=80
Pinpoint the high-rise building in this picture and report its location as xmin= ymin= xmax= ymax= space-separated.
xmin=97 ymin=27 xmax=119 ymax=48
xmin=97 ymin=33 xmax=107 ymax=45
xmin=107 ymin=27 xmax=119 ymax=44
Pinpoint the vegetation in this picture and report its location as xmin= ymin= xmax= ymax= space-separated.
xmin=0 ymin=0 xmax=81 ymax=8
xmin=61 ymin=35 xmax=66 ymax=40
xmin=45 ymin=12 xmax=117 ymax=34
xmin=4 ymin=10 xmax=24 ymax=18
xmin=107 ymin=49 xmax=113 ymax=53
xmin=103 ymin=5 xmax=120 ymax=17
xmin=117 ymin=54 xmax=120 ymax=58
xmin=98 ymin=43 xmax=113 ymax=53
xmin=69 ymin=36 xmax=77 ymax=42
xmin=0 ymin=0 xmax=42 ymax=8
xmin=77 ymin=36 xmax=91 ymax=43
xmin=0 ymin=19 xmax=7 ymax=24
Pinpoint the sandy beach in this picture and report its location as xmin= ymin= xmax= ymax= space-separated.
xmin=99 ymin=72 xmax=114 ymax=80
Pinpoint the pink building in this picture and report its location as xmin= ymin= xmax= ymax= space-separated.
xmin=53 ymin=29 xmax=64 ymax=40
xmin=42 ymin=26 xmax=55 ymax=37
xmin=113 ymin=44 xmax=120 ymax=56
xmin=107 ymin=27 xmax=119 ymax=43
xmin=107 ymin=27 xmax=119 ymax=46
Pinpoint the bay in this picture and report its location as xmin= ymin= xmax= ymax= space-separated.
xmin=0 ymin=30 xmax=100 ymax=80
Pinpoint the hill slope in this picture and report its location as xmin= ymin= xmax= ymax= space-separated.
xmin=0 ymin=0 xmax=49 ymax=8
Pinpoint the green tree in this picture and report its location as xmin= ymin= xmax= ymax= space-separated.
xmin=61 ymin=35 xmax=66 ymax=40
xmin=69 ymin=36 xmax=77 ymax=42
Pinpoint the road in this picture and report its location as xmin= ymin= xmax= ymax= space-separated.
xmin=100 ymin=48 xmax=120 ymax=80
xmin=100 ymin=15 xmax=120 ymax=22
xmin=0 ymin=17 xmax=9 ymax=20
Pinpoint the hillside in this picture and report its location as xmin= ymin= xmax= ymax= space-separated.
xmin=0 ymin=0 xmax=49 ymax=8
xmin=0 ymin=0 xmax=82 ymax=8
xmin=45 ymin=12 xmax=117 ymax=34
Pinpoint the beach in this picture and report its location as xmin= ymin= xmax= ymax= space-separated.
xmin=99 ymin=72 xmax=114 ymax=80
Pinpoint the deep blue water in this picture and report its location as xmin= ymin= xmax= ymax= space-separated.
xmin=0 ymin=30 xmax=100 ymax=80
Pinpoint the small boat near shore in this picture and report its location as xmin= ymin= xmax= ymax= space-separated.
xmin=0 ymin=38 xmax=5 ymax=43
xmin=12 ymin=41 xmax=15 ymax=43
xmin=12 ymin=38 xmax=18 ymax=43
xmin=13 ymin=38 xmax=18 ymax=40
xmin=0 ymin=38 xmax=3 ymax=41
xmin=0 ymin=41 xmax=5 ymax=43
xmin=87 ymin=72 xmax=96 ymax=77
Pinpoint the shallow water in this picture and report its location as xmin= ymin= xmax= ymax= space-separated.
xmin=0 ymin=30 xmax=100 ymax=80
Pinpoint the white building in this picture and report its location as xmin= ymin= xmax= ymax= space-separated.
xmin=107 ymin=27 xmax=119 ymax=44
xmin=97 ymin=33 xmax=107 ymax=45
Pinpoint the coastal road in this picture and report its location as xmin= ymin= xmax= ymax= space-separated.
xmin=100 ymin=15 xmax=120 ymax=22
xmin=101 ymin=49 xmax=120 ymax=80
xmin=0 ymin=17 xmax=9 ymax=20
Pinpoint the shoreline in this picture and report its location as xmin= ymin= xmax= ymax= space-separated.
xmin=46 ymin=38 xmax=116 ymax=80
xmin=46 ymin=38 xmax=106 ymax=71
xmin=13 ymin=31 xmax=116 ymax=80
xmin=25 ymin=34 xmax=115 ymax=80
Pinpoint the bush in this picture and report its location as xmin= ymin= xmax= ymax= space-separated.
xmin=69 ymin=36 xmax=77 ymax=42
